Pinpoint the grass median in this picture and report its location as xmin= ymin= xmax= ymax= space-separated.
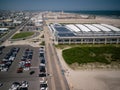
xmin=12 ymin=32 xmax=34 ymax=39
xmin=62 ymin=46 xmax=120 ymax=65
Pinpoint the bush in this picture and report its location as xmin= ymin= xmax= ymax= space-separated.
xmin=40 ymin=41 xmax=45 ymax=45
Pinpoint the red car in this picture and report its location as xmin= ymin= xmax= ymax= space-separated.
xmin=25 ymin=63 xmax=31 ymax=67
xmin=17 ymin=68 xmax=23 ymax=73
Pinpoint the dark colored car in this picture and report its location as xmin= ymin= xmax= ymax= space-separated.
xmin=40 ymin=59 xmax=45 ymax=64
xmin=39 ymin=66 xmax=46 ymax=72
xmin=19 ymin=87 xmax=28 ymax=90
xmin=38 ymin=73 xmax=46 ymax=77
xmin=29 ymin=71 xmax=35 ymax=75
xmin=0 ymin=83 xmax=3 ymax=87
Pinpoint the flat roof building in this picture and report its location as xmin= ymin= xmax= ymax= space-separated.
xmin=49 ymin=23 xmax=120 ymax=44
xmin=0 ymin=28 xmax=8 ymax=34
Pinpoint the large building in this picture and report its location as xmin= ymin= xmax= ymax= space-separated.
xmin=49 ymin=23 xmax=120 ymax=44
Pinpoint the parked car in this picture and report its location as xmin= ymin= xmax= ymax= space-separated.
xmin=0 ymin=66 xmax=8 ymax=72
xmin=38 ymin=73 xmax=46 ymax=77
xmin=0 ymin=46 xmax=5 ymax=49
xmin=9 ymin=56 xmax=15 ymax=61
xmin=27 ymin=55 xmax=32 ymax=60
xmin=0 ymin=82 xmax=3 ymax=87
xmin=39 ymin=46 xmax=45 ymax=51
xmin=29 ymin=71 xmax=35 ymax=75
xmin=20 ymin=81 xmax=29 ymax=88
xmin=5 ymin=61 xmax=12 ymax=67
xmin=39 ymin=66 xmax=46 ymax=73
xmin=3 ymin=55 xmax=10 ymax=61
xmin=23 ymin=67 xmax=30 ymax=71
xmin=40 ymin=59 xmax=45 ymax=64
xmin=14 ymin=47 xmax=20 ymax=52
xmin=40 ymin=83 xmax=48 ymax=90
xmin=19 ymin=87 xmax=28 ymax=90
xmin=17 ymin=68 xmax=23 ymax=73
xmin=29 ymin=50 xmax=33 ymax=54
xmin=9 ymin=82 xmax=20 ymax=90
xmin=39 ymin=53 xmax=44 ymax=57
xmin=0 ymin=50 xmax=2 ymax=54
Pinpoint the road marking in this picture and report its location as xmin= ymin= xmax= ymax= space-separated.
xmin=30 ymin=67 xmax=39 ymax=69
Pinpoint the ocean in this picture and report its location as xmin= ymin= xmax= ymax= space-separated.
xmin=64 ymin=10 xmax=120 ymax=18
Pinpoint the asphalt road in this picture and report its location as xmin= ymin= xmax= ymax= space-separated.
xmin=0 ymin=19 xmax=30 ymax=44
xmin=44 ymin=24 xmax=70 ymax=90
xmin=0 ymin=45 xmax=40 ymax=90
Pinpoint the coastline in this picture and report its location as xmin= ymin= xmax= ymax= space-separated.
xmin=64 ymin=10 xmax=120 ymax=19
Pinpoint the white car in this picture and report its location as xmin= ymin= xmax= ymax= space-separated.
xmin=0 ymin=63 xmax=5 ymax=67
xmin=9 ymin=56 xmax=15 ymax=61
xmin=39 ymin=47 xmax=45 ymax=51
xmin=9 ymin=82 xmax=20 ymax=90
xmin=23 ymin=67 xmax=30 ymax=71
xmin=20 ymin=81 xmax=29 ymax=88
xmin=40 ymin=63 xmax=45 ymax=67
xmin=40 ymin=78 xmax=45 ymax=83
xmin=1 ymin=67 xmax=8 ymax=72
xmin=40 ymin=83 xmax=48 ymax=90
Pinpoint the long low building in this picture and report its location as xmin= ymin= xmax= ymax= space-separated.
xmin=0 ymin=28 xmax=8 ymax=34
xmin=49 ymin=23 xmax=120 ymax=44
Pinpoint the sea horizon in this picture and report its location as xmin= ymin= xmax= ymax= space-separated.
xmin=1 ymin=9 xmax=120 ymax=16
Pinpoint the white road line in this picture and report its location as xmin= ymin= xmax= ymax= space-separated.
xmin=30 ymin=67 xmax=39 ymax=68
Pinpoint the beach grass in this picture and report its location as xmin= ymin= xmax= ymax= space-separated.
xmin=62 ymin=46 xmax=120 ymax=65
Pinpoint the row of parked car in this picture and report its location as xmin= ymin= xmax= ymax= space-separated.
xmin=39 ymin=46 xmax=48 ymax=90
xmin=17 ymin=48 xmax=33 ymax=73
xmin=0 ymin=47 xmax=19 ymax=72
xmin=9 ymin=81 xmax=29 ymax=90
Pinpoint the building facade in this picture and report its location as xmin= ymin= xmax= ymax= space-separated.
xmin=49 ymin=23 xmax=120 ymax=44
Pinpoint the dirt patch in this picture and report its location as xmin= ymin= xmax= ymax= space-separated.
xmin=89 ymin=52 xmax=96 ymax=57
xmin=69 ymin=62 xmax=120 ymax=70
xmin=103 ymin=54 xmax=112 ymax=62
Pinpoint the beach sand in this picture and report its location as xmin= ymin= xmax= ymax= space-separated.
xmin=56 ymin=49 xmax=120 ymax=90
xmin=46 ymin=17 xmax=120 ymax=27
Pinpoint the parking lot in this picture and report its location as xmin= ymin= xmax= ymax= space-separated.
xmin=0 ymin=45 xmax=40 ymax=90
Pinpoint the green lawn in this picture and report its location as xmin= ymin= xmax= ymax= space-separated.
xmin=62 ymin=46 xmax=120 ymax=65
xmin=12 ymin=32 xmax=34 ymax=39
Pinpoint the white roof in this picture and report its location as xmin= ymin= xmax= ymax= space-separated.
xmin=76 ymin=24 xmax=91 ymax=32
xmin=66 ymin=24 xmax=80 ymax=32
xmin=93 ymin=24 xmax=111 ymax=32
xmin=84 ymin=24 xmax=101 ymax=32
xmin=101 ymin=24 xmax=120 ymax=32
xmin=0 ymin=28 xmax=8 ymax=31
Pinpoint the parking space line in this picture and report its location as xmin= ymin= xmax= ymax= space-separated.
xmin=30 ymin=67 xmax=39 ymax=69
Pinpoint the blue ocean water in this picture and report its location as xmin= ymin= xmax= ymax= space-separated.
xmin=64 ymin=10 xmax=120 ymax=17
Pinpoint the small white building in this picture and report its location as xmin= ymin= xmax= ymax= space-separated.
xmin=0 ymin=28 xmax=8 ymax=34
xmin=13 ymin=20 xmax=22 ymax=24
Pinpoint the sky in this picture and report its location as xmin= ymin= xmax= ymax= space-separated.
xmin=0 ymin=0 xmax=120 ymax=11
